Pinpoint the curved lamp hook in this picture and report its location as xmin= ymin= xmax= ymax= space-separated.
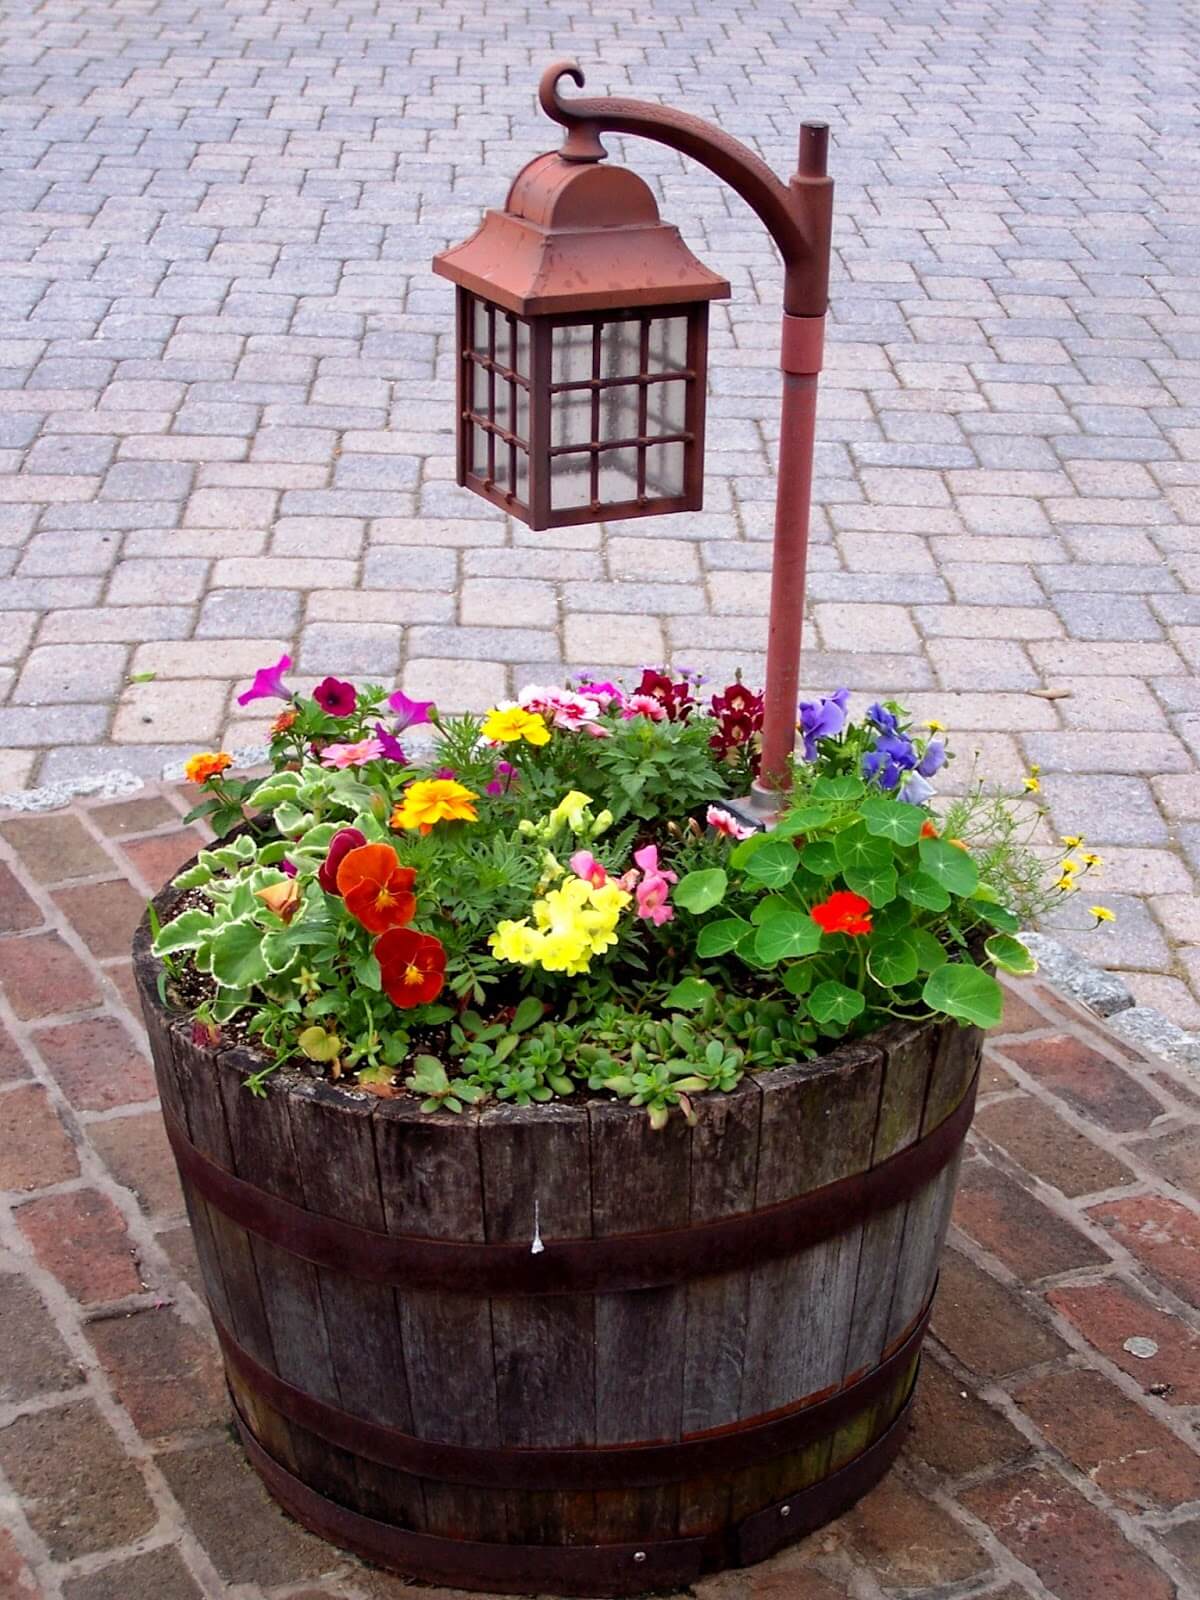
xmin=538 ymin=60 xmax=609 ymax=162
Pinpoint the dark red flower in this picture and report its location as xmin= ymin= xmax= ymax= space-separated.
xmin=709 ymin=680 xmax=764 ymax=762
xmin=634 ymin=667 xmax=694 ymax=721
xmin=810 ymin=890 xmax=873 ymax=937
xmin=313 ymin=676 xmax=357 ymax=717
xmin=318 ymin=826 xmax=367 ymax=894
xmin=377 ymin=928 xmax=446 ymax=1008
xmin=335 ymin=843 xmax=417 ymax=934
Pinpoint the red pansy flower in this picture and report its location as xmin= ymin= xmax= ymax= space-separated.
xmin=335 ymin=843 xmax=416 ymax=934
xmin=318 ymin=826 xmax=367 ymax=894
xmin=376 ymin=928 xmax=446 ymax=1008
xmin=313 ymin=676 xmax=357 ymax=717
xmin=810 ymin=890 xmax=873 ymax=937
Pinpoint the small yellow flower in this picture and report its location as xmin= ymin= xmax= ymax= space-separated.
xmin=481 ymin=705 xmax=551 ymax=746
xmin=1081 ymin=851 xmax=1102 ymax=869
xmin=1054 ymin=875 xmax=1077 ymax=893
xmin=1061 ymin=834 xmax=1084 ymax=849
xmin=923 ymin=719 xmax=945 ymax=733
xmin=1090 ymin=905 xmax=1116 ymax=924
xmin=1060 ymin=858 xmax=1081 ymax=876
xmin=1023 ymin=764 xmax=1041 ymax=794
xmin=184 ymin=750 xmax=233 ymax=784
xmin=391 ymin=777 xmax=478 ymax=834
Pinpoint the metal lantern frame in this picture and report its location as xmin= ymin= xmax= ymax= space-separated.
xmin=435 ymin=60 xmax=834 ymax=806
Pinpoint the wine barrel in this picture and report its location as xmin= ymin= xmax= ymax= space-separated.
xmin=133 ymin=882 xmax=980 ymax=1598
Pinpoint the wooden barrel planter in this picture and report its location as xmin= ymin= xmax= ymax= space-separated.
xmin=134 ymin=874 xmax=981 ymax=1599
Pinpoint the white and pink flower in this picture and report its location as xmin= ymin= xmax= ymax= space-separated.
xmin=622 ymin=693 xmax=668 ymax=722
xmin=518 ymin=684 xmax=604 ymax=732
xmin=706 ymin=805 xmax=755 ymax=841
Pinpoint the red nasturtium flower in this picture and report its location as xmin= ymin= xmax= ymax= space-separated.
xmin=335 ymin=843 xmax=416 ymax=934
xmin=376 ymin=928 xmax=446 ymax=1007
xmin=318 ymin=827 xmax=366 ymax=894
xmin=810 ymin=890 xmax=873 ymax=937
xmin=920 ymin=819 xmax=939 ymax=840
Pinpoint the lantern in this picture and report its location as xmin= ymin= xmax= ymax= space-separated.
xmin=433 ymin=152 xmax=730 ymax=530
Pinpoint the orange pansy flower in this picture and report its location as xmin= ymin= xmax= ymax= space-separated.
xmin=335 ymin=843 xmax=417 ymax=934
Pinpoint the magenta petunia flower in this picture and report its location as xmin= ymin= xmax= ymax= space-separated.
xmin=313 ymin=676 xmax=357 ymax=717
xmin=236 ymin=653 xmax=292 ymax=706
xmin=373 ymin=722 xmax=409 ymax=765
xmin=387 ymin=689 xmax=434 ymax=732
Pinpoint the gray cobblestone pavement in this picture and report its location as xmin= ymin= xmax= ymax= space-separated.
xmin=2 ymin=0 xmax=1200 ymax=1021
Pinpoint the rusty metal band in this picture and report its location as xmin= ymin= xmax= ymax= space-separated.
xmin=162 ymin=1065 xmax=976 ymax=1297
xmin=233 ymin=1391 xmax=914 ymax=1597
xmin=215 ymin=1287 xmax=931 ymax=1491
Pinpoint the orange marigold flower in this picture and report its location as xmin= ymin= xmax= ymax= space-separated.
xmin=184 ymin=751 xmax=233 ymax=784
xmin=376 ymin=927 xmax=447 ymax=1008
xmin=271 ymin=708 xmax=298 ymax=735
xmin=336 ymin=843 xmax=417 ymax=934
xmin=390 ymin=777 xmax=479 ymax=835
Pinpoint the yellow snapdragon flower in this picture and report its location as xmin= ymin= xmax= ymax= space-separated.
xmin=489 ymin=875 xmax=631 ymax=976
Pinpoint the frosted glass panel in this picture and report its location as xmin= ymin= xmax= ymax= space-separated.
xmin=551 ymin=451 xmax=592 ymax=509
xmin=598 ymin=382 xmax=640 ymax=444
xmin=471 ymin=423 xmax=490 ymax=477
xmin=648 ymin=315 xmax=688 ymax=373
xmin=514 ymin=382 xmax=529 ymax=444
xmin=515 ymin=447 xmax=529 ymax=505
xmin=552 ymin=389 xmax=592 ymax=448
xmin=514 ymin=319 xmax=531 ymax=378
xmin=597 ymin=446 xmax=638 ymax=503
xmin=644 ymin=440 xmax=685 ymax=497
xmin=471 ymin=298 xmax=490 ymax=354
xmin=600 ymin=317 xmax=641 ymax=379
xmin=553 ymin=322 xmax=593 ymax=384
xmin=645 ymin=378 xmax=686 ymax=437
xmin=471 ymin=361 xmax=489 ymax=415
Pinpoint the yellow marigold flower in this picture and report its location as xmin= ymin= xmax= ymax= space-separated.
xmin=1061 ymin=834 xmax=1084 ymax=849
xmin=481 ymin=705 xmax=551 ymax=746
xmin=184 ymin=751 xmax=233 ymax=784
xmin=391 ymin=777 xmax=478 ymax=834
xmin=1090 ymin=905 xmax=1115 ymax=924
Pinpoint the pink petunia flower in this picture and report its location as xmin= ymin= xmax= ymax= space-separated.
xmin=236 ymin=653 xmax=292 ymax=706
xmin=569 ymin=850 xmax=608 ymax=888
xmin=706 ymin=805 xmax=755 ymax=841
xmin=313 ymin=676 xmax=357 ymax=717
xmin=320 ymin=737 xmax=385 ymax=769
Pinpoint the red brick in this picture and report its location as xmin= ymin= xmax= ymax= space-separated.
xmin=31 ymin=1014 xmax=155 ymax=1111
xmin=0 ymin=1527 xmax=39 ymax=1598
xmin=1130 ymin=1126 xmax=1200 ymax=1199
xmin=979 ymin=1054 xmax=1021 ymax=1096
xmin=0 ymin=1017 xmax=32 ymax=1083
xmin=120 ymin=829 xmax=205 ymax=892
xmin=996 ymin=978 xmax=1055 ymax=1035
xmin=0 ymin=1274 xmax=84 ymax=1403
xmin=974 ymin=1094 xmax=1133 ymax=1198
xmin=0 ymin=814 xmax=112 ymax=883
xmin=998 ymin=1031 xmax=1164 ymax=1132
xmin=841 ymin=1472 xmax=989 ymax=1588
xmin=0 ymin=862 xmax=42 ymax=933
xmin=0 ymin=933 xmax=100 ymax=1019
xmin=909 ymin=1354 xmax=1029 ymax=1477
xmin=1048 ymin=1280 xmax=1200 ymax=1406
xmin=90 ymin=795 xmax=182 ymax=836
xmin=747 ymin=1558 xmax=853 ymax=1598
xmin=52 ymin=879 xmax=147 ymax=961
xmin=0 ymin=1084 xmax=79 ymax=1190
xmin=86 ymin=1307 xmax=224 ymax=1439
xmin=1089 ymin=1194 xmax=1200 ymax=1310
xmin=0 ymin=1402 xmax=155 ymax=1561
xmin=88 ymin=1111 xmax=182 ymax=1217
xmin=1148 ymin=1069 xmax=1200 ymax=1112
xmin=962 ymin=1466 xmax=1176 ymax=1600
xmin=953 ymin=1155 xmax=1109 ymax=1278
xmin=62 ymin=1546 xmax=204 ymax=1600
xmin=933 ymin=1249 xmax=1068 ymax=1378
xmin=104 ymin=958 xmax=143 ymax=1019
xmin=1014 ymin=1366 xmax=1200 ymax=1510
xmin=16 ymin=1189 xmax=142 ymax=1304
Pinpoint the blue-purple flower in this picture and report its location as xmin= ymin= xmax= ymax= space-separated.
xmin=866 ymin=702 xmax=899 ymax=735
xmin=798 ymin=688 xmax=850 ymax=761
xmin=917 ymin=738 xmax=946 ymax=779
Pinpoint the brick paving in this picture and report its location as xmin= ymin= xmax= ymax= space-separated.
xmin=3 ymin=791 xmax=1200 ymax=1597
xmin=2 ymin=2 xmax=1200 ymax=1018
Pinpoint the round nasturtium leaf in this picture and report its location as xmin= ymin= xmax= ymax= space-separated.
xmin=867 ymin=933 xmax=919 ymax=988
xmin=808 ymin=979 xmax=867 ymax=1025
xmin=917 ymin=837 xmax=979 ymax=898
xmin=860 ymin=794 xmax=926 ymax=847
xmin=742 ymin=838 xmax=800 ymax=890
xmin=844 ymin=862 xmax=899 ymax=908
xmin=674 ymin=869 xmax=728 ymax=915
xmin=984 ymin=933 xmax=1037 ymax=976
xmin=753 ymin=910 xmax=823 ymax=965
xmin=696 ymin=917 xmax=750 ymax=957
xmin=921 ymin=962 xmax=1003 ymax=1029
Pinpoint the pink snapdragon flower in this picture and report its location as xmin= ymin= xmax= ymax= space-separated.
xmin=623 ymin=693 xmax=668 ymax=722
xmin=320 ymin=737 xmax=385 ymax=769
xmin=632 ymin=843 xmax=677 ymax=926
xmin=706 ymin=805 xmax=755 ymax=841
xmin=569 ymin=850 xmax=608 ymax=888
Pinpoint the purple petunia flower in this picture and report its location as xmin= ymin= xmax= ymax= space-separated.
xmin=236 ymin=653 xmax=292 ymax=706
xmin=313 ymin=676 xmax=357 ymax=717
xmin=373 ymin=722 xmax=409 ymax=765
xmin=387 ymin=689 xmax=434 ymax=732
xmin=798 ymin=687 xmax=850 ymax=761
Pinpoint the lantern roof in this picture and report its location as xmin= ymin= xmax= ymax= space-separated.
xmin=432 ymin=151 xmax=730 ymax=317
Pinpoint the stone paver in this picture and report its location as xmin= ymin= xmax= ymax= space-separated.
xmin=3 ymin=790 xmax=1200 ymax=1599
xmin=0 ymin=0 xmax=1199 ymax=1024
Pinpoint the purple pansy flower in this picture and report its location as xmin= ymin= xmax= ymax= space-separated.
xmin=236 ymin=652 xmax=292 ymax=706
xmin=313 ymin=676 xmax=357 ymax=717
xmin=917 ymin=738 xmax=946 ymax=779
xmin=798 ymin=687 xmax=850 ymax=761
xmin=899 ymin=772 xmax=936 ymax=806
xmin=387 ymin=689 xmax=434 ymax=732
xmin=373 ymin=722 xmax=409 ymax=765
xmin=866 ymin=702 xmax=899 ymax=735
